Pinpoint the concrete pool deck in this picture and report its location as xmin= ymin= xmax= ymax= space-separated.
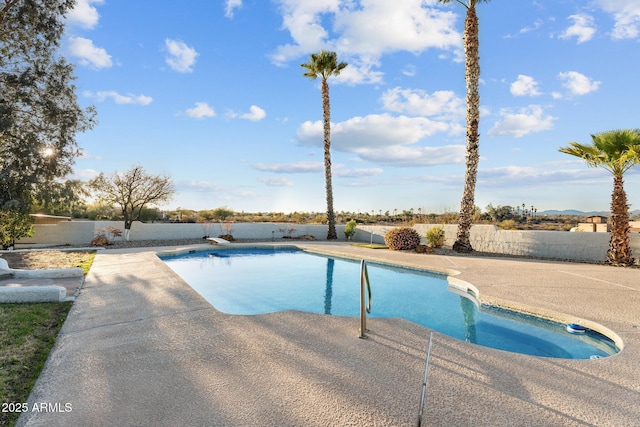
xmin=18 ymin=242 xmax=640 ymax=426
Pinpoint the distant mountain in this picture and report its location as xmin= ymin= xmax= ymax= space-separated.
xmin=538 ymin=209 xmax=640 ymax=216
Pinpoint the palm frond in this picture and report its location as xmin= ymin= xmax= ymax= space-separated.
xmin=559 ymin=129 xmax=640 ymax=176
xmin=300 ymin=50 xmax=347 ymax=80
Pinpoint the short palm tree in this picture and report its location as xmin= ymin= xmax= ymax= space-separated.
xmin=559 ymin=129 xmax=640 ymax=266
xmin=438 ymin=0 xmax=491 ymax=253
xmin=301 ymin=51 xmax=347 ymax=240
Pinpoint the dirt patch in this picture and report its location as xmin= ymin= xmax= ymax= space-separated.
xmin=0 ymin=251 xmax=93 ymax=270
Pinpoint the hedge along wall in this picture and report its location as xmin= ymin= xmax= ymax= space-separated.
xmin=16 ymin=221 xmax=347 ymax=247
xmin=356 ymin=224 xmax=640 ymax=263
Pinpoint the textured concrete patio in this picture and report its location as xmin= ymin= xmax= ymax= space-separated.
xmin=18 ymin=242 xmax=640 ymax=426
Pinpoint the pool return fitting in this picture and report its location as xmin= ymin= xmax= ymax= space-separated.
xmin=359 ymin=259 xmax=372 ymax=339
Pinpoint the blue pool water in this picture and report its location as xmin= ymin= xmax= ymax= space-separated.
xmin=160 ymin=247 xmax=619 ymax=359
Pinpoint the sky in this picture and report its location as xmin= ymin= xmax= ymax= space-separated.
xmin=62 ymin=0 xmax=640 ymax=214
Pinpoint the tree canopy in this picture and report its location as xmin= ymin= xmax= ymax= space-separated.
xmin=301 ymin=50 xmax=347 ymax=81
xmin=89 ymin=166 xmax=175 ymax=240
xmin=559 ymin=129 xmax=640 ymax=266
xmin=0 ymin=0 xmax=95 ymax=211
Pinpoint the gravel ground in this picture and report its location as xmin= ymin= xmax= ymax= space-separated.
xmin=0 ymin=251 xmax=92 ymax=270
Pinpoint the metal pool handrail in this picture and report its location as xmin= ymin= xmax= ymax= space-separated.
xmin=417 ymin=332 xmax=434 ymax=427
xmin=359 ymin=259 xmax=372 ymax=339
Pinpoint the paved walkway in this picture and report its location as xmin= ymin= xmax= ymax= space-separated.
xmin=18 ymin=243 xmax=640 ymax=426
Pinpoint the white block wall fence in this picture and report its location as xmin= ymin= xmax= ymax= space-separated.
xmin=16 ymin=221 xmax=347 ymax=247
xmin=354 ymin=224 xmax=639 ymax=263
xmin=15 ymin=221 xmax=640 ymax=263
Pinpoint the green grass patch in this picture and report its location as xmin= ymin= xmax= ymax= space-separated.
xmin=76 ymin=251 xmax=96 ymax=275
xmin=0 ymin=250 xmax=95 ymax=426
xmin=350 ymin=243 xmax=388 ymax=249
xmin=0 ymin=302 xmax=73 ymax=427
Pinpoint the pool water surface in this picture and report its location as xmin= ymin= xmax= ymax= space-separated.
xmin=160 ymin=247 xmax=619 ymax=359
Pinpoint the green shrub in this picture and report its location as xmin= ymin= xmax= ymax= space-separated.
xmin=425 ymin=226 xmax=445 ymax=248
xmin=384 ymin=227 xmax=421 ymax=250
xmin=344 ymin=219 xmax=357 ymax=239
xmin=0 ymin=210 xmax=33 ymax=249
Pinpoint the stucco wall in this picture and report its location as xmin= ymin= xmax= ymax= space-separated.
xmin=357 ymin=224 xmax=639 ymax=263
xmin=17 ymin=221 xmax=346 ymax=246
xmin=16 ymin=221 xmax=640 ymax=263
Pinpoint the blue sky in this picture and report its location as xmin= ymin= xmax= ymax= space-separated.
xmin=63 ymin=0 xmax=640 ymax=214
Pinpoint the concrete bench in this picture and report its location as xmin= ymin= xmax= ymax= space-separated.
xmin=0 ymin=285 xmax=67 ymax=303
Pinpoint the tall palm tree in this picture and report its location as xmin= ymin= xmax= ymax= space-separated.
xmin=439 ymin=0 xmax=491 ymax=253
xmin=559 ymin=129 xmax=640 ymax=266
xmin=301 ymin=51 xmax=347 ymax=240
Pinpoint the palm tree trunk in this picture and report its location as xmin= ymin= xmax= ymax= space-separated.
xmin=608 ymin=174 xmax=633 ymax=266
xmin=453 ymin=4 xmax=480 ymax=253
xmin=322 ymin=77 xmax=337 ymax=240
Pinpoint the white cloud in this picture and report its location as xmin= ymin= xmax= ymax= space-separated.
xmin=331 ymin=59 xmax=385 ymax=85
xmin=296 ymin=113 xmax=464 ymax=167
xmin=164 ymin=39 xmax=199 ymax=73
xmin=333 ymin=167 xmax=384 ymax=178
xmin=87 ymin=90 xmax=152 ymax=105
xmin=73 ymin=168 xmax=101 ymax=180
xmin=479 ymin=166 xmax=608 ymax=188
xmin=380 ymin=87 xmax=465 ymax=119
xmin=258 ymin=176 xmax=293 ymax=187
xmin=402 ymin=64 xmax=417 ymax=77
xmin=559 ymin=14 xmax=596 ymax=43
xmin=488 ymin=105 xmax=556 ymax=138
xmin=178 ymin=180 xmax=256 ymax=199
xmin=332 ymin=0 xmax=460 ymax=57
xmin=184 ymin=102 xmax=216 ymax=119
xmin=252 ymin=162 xmax=383 ymax=178
xmin=226 ymin=105 xmax=268 ymax=121
xmin=558 ymin=71 xmax=601 ymax=95
xmin=225 ymin=0 xmax=243 ymax=18
xmin=594 ymin=0 xmax=640 ymax=39
xmin=518 ymin=19 xmax=543 ymax=35
xmin=510 ymin=75 xmax=541 ymax=97
xmin=68 ymin=37 xmax=112 ymax=69
xmin=298 ymin=114 xmax=461 ymax=150
xmin=269 ymin=1 xmax=339 ymax=65
xmin=253 ymin=161 xmax=323 ymax=173
xmin=354 ymin=145 xmax=465 ymax=167
xmin=270 ymin=0 xmax=461 ymax=83
xmin=66 ymin=0 xmax=104 ymax=29
xmin=241 ymin=105 xmax=267 ymax=121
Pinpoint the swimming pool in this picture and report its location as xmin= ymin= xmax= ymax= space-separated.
xmin=159 ymin=247 xmax=619 ymax=359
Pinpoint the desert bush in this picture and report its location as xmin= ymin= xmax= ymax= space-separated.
xmin=384 ymin=227 xmax=421 ymax=250
xmin=344 ymin=219 xmax=357 ymax=240
xmin=90 ymin=227 xmax=122 ymax=246
xmin=218 ymin=234 xmax=235 ymax=242
xmin=498 ymin=219 xmax=518 ymax=230
xmin=425 ymin=226 xmax=445 ymax=248
xmin=90 ymin=234 xmax=110 ymax=246
xmin=415 ymin=244 xmax=430 ymax=254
